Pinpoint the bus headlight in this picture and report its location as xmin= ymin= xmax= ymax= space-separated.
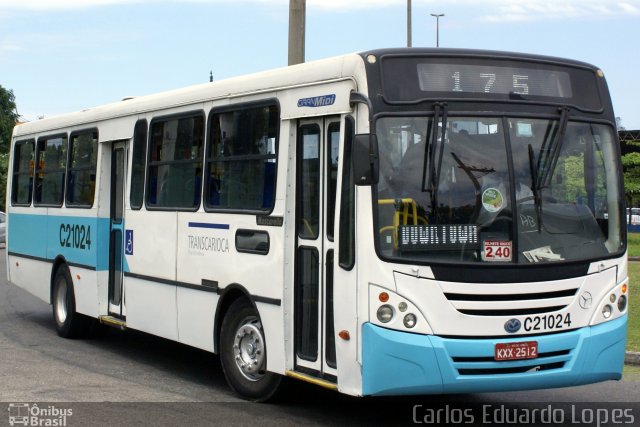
xmin=617 ymin=295 xmax=627 ymax=312
xmin=369 ymin=284 xmax=433 ymax=334
xmin=377 ymin=305 xmax=394 ymax=323
xmin=602 ymin=304 xmax=613 ymax=319
xmin=403 ymin=313 xmax=417 ymax=328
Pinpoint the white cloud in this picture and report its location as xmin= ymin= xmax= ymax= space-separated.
xmin=619 ymin=2 xmax=640 ymax=14
xmin=477 ymin=0 xmax=640 ymax=22
xmin=0 ymin=0 xmax=638 ymax=16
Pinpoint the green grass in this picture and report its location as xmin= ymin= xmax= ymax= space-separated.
xmin=628 ymin=232 xmax=640 ymax=257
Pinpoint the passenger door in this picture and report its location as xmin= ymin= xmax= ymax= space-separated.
xmin=108 ymin=141 xmax=127 ymax=318
xmin=294 ymin=117 xmax=341 ymax=379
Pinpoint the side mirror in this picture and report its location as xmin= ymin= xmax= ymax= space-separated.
xmin=352 ymin=134 xmax=379 ymax=186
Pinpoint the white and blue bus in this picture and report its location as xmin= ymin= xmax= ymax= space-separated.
xmin=7 ymin=48 xmax=628 ymax=401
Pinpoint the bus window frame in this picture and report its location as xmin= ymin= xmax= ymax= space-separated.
xmin=34 ymin=133 xmax=68 ymax=208
xmin=203 ymin=99 xmax=280 ymax=216
xmin=10 ymin=138 xmax=35 ymax=207
xmin=130 ymin=119 xmax=148 ymax=211
xmin=144 ymin=110 xmax=206 ymax=212
xmin=65 ymin=128 xmax=99 ymax=209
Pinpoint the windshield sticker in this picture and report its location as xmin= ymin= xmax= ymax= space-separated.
xmin=482 ymin=240 xmax=512 ymax=262
xmin=523 ymin=246 xmax=564 ymax=262
xmin=482 ymin=188 xmax=504 ymax=212
xmin=398 ymin=224 xmax=479 ymax=252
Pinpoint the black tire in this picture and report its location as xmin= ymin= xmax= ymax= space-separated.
xmin=52 ymin=266 xmax=92 ymax=338
xmin=219 ymin=298 xmax=281 ymax=401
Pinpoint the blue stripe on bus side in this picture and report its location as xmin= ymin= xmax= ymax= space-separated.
xmin=188 ymin=222 xmax=230 ymax=230
xmin=8 ymin=213 xmax=111 ymax=271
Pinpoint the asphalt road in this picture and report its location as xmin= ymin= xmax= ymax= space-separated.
xmin=0 ymin=249 xmax=638 ymax=426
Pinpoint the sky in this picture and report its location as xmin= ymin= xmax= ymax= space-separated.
xmin=1 ymin=0 xmax=639 ymax=129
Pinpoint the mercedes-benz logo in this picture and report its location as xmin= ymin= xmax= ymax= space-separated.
xmin=504 ymin=318 xmax=521 ymax=333
xmin=579 ymin=291 xmax=593 ymax=309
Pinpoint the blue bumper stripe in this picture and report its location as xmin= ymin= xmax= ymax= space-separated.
xmin=362 ymin=315 xmax=627 ymax=396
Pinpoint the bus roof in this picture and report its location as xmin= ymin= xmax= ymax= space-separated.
xmin=12 ymin=52 xmax=366 ymax=138
xmin=12 ymin=47 xmax=603 ymax=139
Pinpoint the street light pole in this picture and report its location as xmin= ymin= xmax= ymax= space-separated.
xmin=430 ymin=13 xmax=444 ymax=48
xmin=407 ymin=0 xmax=412 ymax=47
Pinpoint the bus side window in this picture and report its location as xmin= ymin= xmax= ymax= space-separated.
xmin=130 ymin=120 xmax=147 ymax=210
xmin=66 ymin=130 xmax=98 ymax=208
xmin=146 ymin=114 xmax=204 ymax=210
xmin=34 ymin=135 xmax=68 ymax=207
xmin=11 ymin=140 xmax=35 ymax=206
xmin=205 ymin=103 xmax=279 ymax=212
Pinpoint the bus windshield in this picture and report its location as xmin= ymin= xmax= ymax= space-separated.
xmin=375 ymin=116 xmax=623 ymax=264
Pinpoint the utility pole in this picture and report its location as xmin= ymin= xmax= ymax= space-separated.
xmin=288 ymin=0 xmax=306 ymax=65
xmin=407 ymin=0 xmax=412 ymax=47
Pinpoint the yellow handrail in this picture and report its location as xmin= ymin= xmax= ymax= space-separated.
xmin=378 ymin=198 xmax=426 ymax=249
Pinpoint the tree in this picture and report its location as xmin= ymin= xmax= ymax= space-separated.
xmin=0 ymin=85 xmax=19 ymax=211
xmin=0 ymin=85 xmax=19 ymax=152
xmin=622 ymin=140 xmax=640 ymax=212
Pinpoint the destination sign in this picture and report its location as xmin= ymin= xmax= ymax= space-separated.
xmin=417 ymin=63 xmax=572 ymax=98
xmin=398 ymin=224 xmax=479 ymax=252
xmin=380 ymin=56 xmax=602 ymax=110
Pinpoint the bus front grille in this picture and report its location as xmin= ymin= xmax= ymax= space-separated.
xmin=443 ymin=288 xmax=578 ymax=316
xmin=457 ymin=362 xmax=566 ymax=376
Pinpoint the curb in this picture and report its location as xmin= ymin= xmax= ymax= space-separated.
xmin=626 ymin=351 xmax=640 ymax=366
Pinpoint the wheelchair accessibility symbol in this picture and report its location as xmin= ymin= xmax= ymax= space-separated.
xmin=125 ymin=230 xmax=134 ymax=255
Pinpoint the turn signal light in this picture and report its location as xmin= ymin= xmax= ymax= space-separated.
xmin=622 ymin=284 xmax=627 ymax=294
xmin=378 ymin=292 xmax=389 ymax=303
xmin=338 ymin=330 xmax=350 ymax=341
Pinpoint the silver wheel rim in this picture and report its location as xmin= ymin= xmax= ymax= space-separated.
xmin=54 ymin=278 xmax=68 ymax=325
xmin=232 ymin=318 xmax=266 ymax=382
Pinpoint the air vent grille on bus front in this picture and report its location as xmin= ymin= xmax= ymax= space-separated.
xmin=444 ymin=288 xmax=578 ymax=316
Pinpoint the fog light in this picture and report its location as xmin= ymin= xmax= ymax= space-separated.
xmin=398 ymin=302 xmax=408 ymax=312
xmin=609 ymin=293 xmax=616 ymax=303
xmin=403 ymin=313 xmax=417 ymax=328
xmin=602 ymin=304 xmax=613 ymax=319
xmin=377 ymin=305 xmax=394 ymax=323
xmin=617 ymin=295 xmax=627 ymax=312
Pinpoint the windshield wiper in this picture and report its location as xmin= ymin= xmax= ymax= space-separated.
xmin=528 ymin=144 xmax=542 ymax=232
xmin=424 ymin=102 xmax=448 ymax=217
xmin=529 ymin=107 xmax=570 ymax=233
xmin=539 ymin=107 xmax=570 ymax=189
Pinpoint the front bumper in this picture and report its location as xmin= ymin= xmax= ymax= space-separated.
xmin=361 ymin=315 xmax=627 ymax=396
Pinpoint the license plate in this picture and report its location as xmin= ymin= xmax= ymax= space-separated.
xmin=494 ymin=341 xmax=538 ymax=361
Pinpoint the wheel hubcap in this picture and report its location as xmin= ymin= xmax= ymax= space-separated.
xmin=54 ymin=278 xmax=68 ymax=325
xmin=232 ymin=318 xmax=266 ymax=381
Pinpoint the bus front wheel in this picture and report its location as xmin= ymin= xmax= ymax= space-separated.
xmin=52 ymin=266 xmax=91 ymax=338
xmin=219 ymin=298 xmax=281 ymax=401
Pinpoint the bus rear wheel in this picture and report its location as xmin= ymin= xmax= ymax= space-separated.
xmin=219 ymin=298 xmax=281 ymax=401
xmin=52 ymin=266 xmax=91 ymax=338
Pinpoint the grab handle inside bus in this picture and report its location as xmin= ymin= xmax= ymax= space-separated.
xmin=353 ymin=133 xmax=379 ymax=186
